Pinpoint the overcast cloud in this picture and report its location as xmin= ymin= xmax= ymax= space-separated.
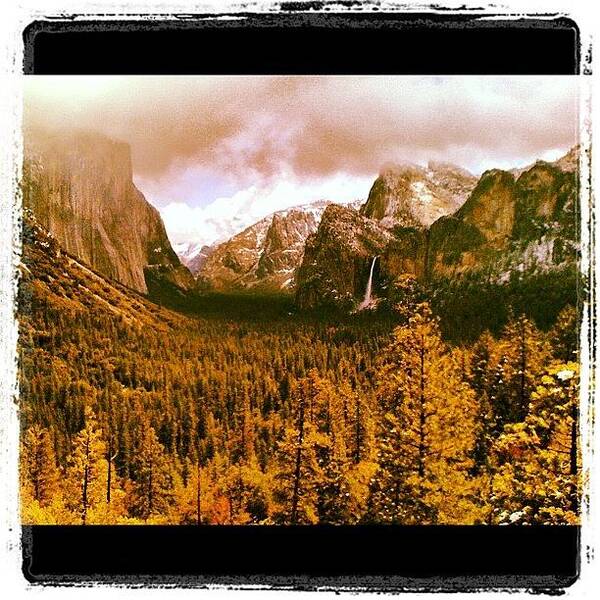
xmin=24 ymin=76 xmax=579 ymax=246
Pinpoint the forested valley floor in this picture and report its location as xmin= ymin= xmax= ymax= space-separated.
xmin=19 ymin=219 xmax=581 ymax=525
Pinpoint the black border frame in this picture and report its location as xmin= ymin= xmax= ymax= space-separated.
xmin=23 ymin=525 xmax=580 ymax=590
xmin=23 ymin=13 xmax=580 ymax=75
xmin=21 ymin=10 xmax=582 ymax=591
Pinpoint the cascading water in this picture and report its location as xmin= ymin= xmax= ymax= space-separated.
xmin=358 ymin=256 xmax=378 ymax=310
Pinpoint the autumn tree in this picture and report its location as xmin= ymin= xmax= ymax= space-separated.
xmin=64 ymin=406 xmax=107 ymax=524
xmin=468 ymin=332 xmax=496 ymax=474
xmin=490 ymin=362 xmax=581 ymax=524
xmin=219 ymin=462 xmax=271 ymax=524
xmin=487 ymin=314 xmax=550 ymax=431
xmin=387 ymin=274 xmax=426 ymax=323
xmin=20 ymin=424 xmax=64 ymax=523
xmin=128 ymin=423 xmax=175 ymax=522
xmin=272 ymin=373 xmax=328 ymax=524
xmin=368 ymin=304 xmax=481 ymax=524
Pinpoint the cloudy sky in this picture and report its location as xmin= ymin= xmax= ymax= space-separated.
xmin=24 ymin=76 xmax=579 ymax=247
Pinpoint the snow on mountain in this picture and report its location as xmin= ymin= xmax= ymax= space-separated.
xmin=360 ymin=161 xmax=477 ymax=229
xmin=173 ymin=241 xmax=202 ymax=262
xmin=173 ymin=241 xmax=216 ymax=276
xmin=196 ymin=200 xmax=337 ymax=292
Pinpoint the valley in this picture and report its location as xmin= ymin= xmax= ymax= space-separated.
xmin=18 ymin=129 xmax=582 ymax=526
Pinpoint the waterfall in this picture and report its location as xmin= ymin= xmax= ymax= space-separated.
xmin=358 ymin=256 xmax=378 ymax=310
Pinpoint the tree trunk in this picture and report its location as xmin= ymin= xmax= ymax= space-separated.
xmin=487 ymin=473 xmax=494 ymax=525
xmin=569 ymin=399 xmax=579 ymax=515
xmin=354 ymin=397 xmax=361 ymax=464
xmin=418 ymin=336 xmax=426 ymax=478
xmin=148 ymin=460 xmax=153 ymax=521
xmin=33 ymin=446 xmax=42 ymax=503
xmin=106 ymin=436 xmax=114 ymax=504
xmin=519 ymin=319 xmax=527 ymax=420
xmin=81 ymin=434 xmax=90 ymax=525
xmin=291 ymin=393 xmax=306 ymax=525
xmin=196 ymin=461 xmax=202 ymax=526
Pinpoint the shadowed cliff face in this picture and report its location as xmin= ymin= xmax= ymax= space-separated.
xmin=22 ymin=130 xmax=194 ymax=295
xmin=295 ymin=204 xmax=392 ymax=310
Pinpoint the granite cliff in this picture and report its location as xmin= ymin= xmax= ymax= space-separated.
xmin=196 ymin=201 xmax=332 ymax=293
xmin=22 ymin=130 xmax=194 ymax=296
xmin=295 ymin=149 xmax=579 ymax=316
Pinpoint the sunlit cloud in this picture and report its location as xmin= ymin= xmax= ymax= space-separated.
xmin=24 ymin=75 xmax=579 ymax=246
xmin=160 ymin=171 xmax=372 ymax=246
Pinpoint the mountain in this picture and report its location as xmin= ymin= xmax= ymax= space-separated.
xmin=194 ymin=162 xmax=474 ymax=298
xmin=552 ymin=145 xmax=579 ymax=174
xmin=360 ymin=161 xmax=477 ymax=229
xmin=510 ymin=144 xmax=580 ymax=178
xmin=22 ymin=130 xmax=195 ymax=297
xmin=296 ymin=204 xmax=392 ymax=310
xmin=174 ymin=241 xmax=214 ymax=275
xmin=196 ymin=200 xmax=333 ymax=293
xmin=427 ymin=156 xmax=578 ymax=279
xmin=295 ymin=148 xmax=579 ymax=327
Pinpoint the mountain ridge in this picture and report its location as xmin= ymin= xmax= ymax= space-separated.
xmin=196 ymin=200 xmax=348 ymax=293
xmin=295 ymin=147 xmax=579 ymax=314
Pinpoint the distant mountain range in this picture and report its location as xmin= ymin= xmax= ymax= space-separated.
xmin=191 ymin=161 xmax=476 ymax=293
xmin=173 ymin=241 xmax=214 ymax=275
xmin=21 ymin=129 xmax=580 ymax=327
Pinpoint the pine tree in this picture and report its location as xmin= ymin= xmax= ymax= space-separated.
xmin=219 ymin=461 xmax=270 ymax=524
xmin=64 ymin=406 xmax=107 ymax=524
xmin=489 ymin=314 xmax=550 ymax=429
xmin=20 ymin=424 xmax=65 ymax=523
xmin=368 ymin=304 xmax=480 ymax=524
xmin=272 ymin=373 xmax=328 ymax=524
xmin=468 ymin=332 xmax=496 ymax=474
xmin=129 ymin=424 xmax=175 ymax=522
xmin=549 ymin=305 xmax=579 ymax=362
xmin=21 ymin=424 xmax=60 ymax=507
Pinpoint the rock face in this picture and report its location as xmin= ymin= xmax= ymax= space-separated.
xmin=19 ymin=208 xmax=182 ymax=329
xmin=295 ymin=204 xmax=392 ymax=309
xmin=22 ymin=130 xmax=194 ymax=295
xmin=295 ymin=148 xmax=579 ymax=310
xmin=360 ymin=161 xmax=477 ymax=229
xmin=196 ymin=201 xmax=331 ymax=292
xmin=428 ymin=158 xmax=578 ymax=279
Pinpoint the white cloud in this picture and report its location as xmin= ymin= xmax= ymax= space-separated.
xmin=160 ymin=171 xmax=373 ymax=247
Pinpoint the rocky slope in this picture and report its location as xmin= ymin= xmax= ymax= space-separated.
xmin=22 ymin=130 xmax=195 ymax=296
xmin=19 ymin=209 xmax=185 ymax=330
xmin=196 ymin=201 xmax=332 ymax=293
xmin=296 ymin=148 xmax=579 ymax=312
xmin=360 ymin=161 xmax=477 ymax=229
